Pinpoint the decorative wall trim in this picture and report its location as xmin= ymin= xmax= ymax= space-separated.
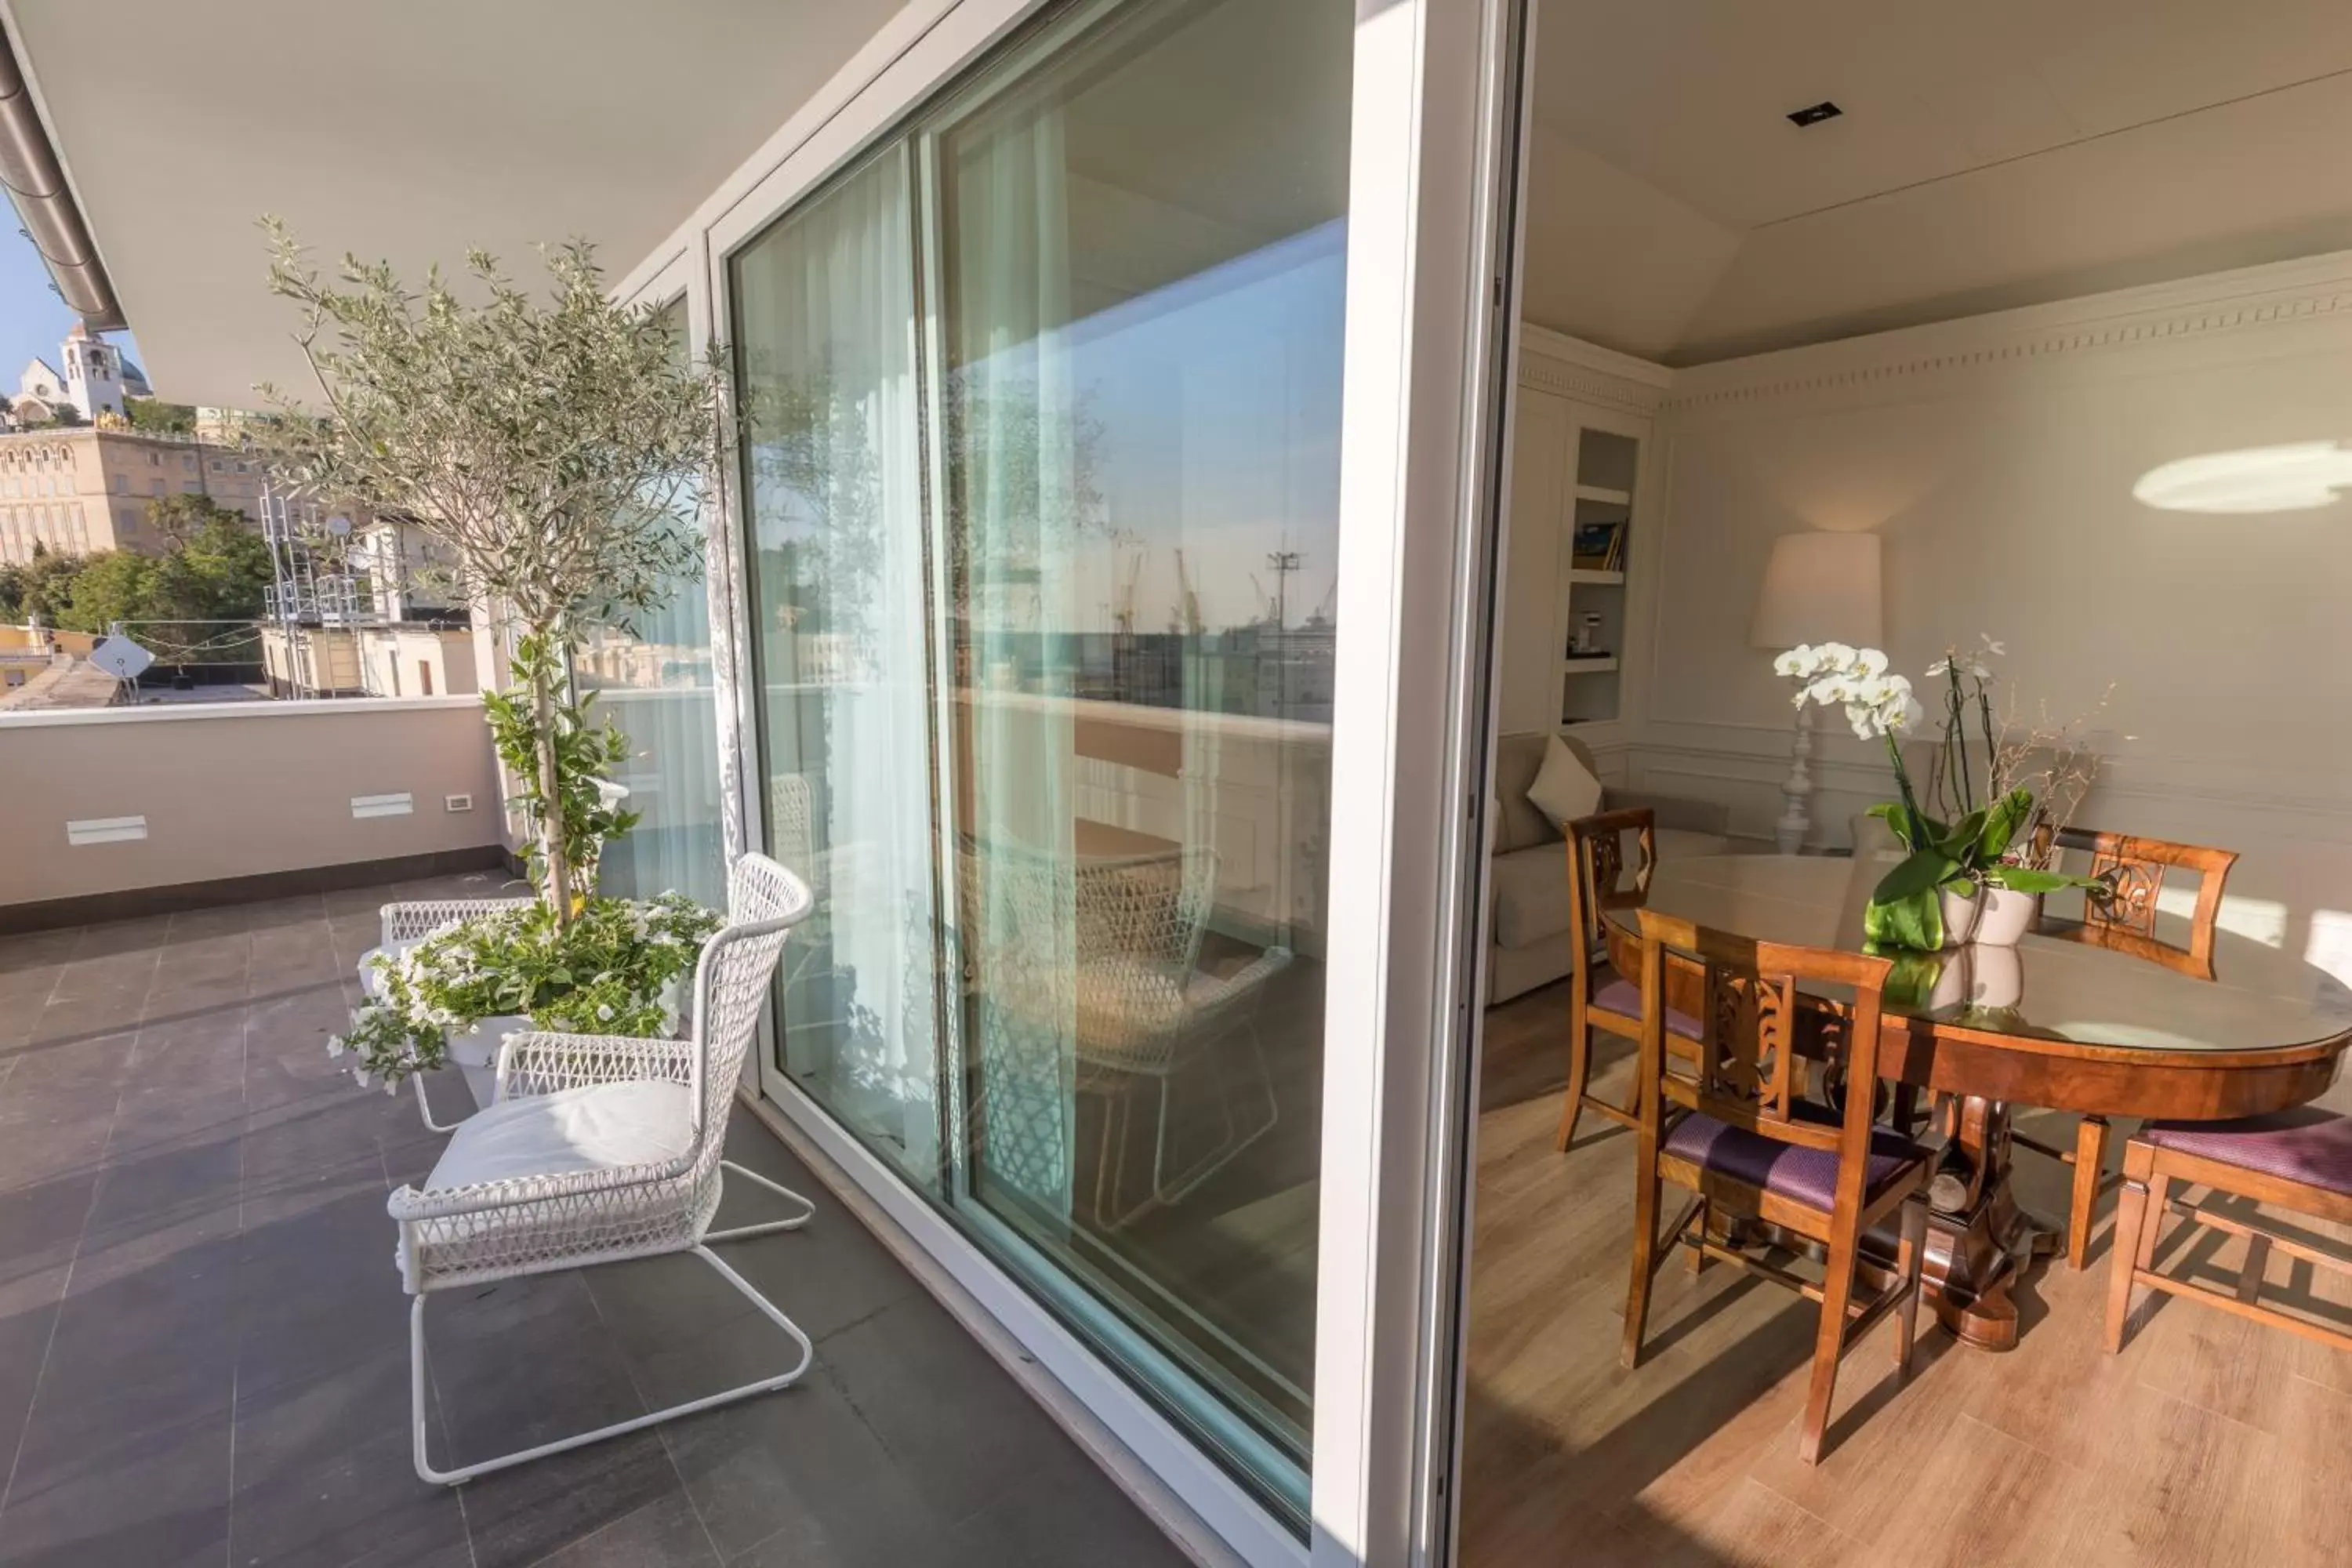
xmin=1665 ymin=245 xmax=2352 ymax=413
xmin=1518 ymin=321 xmax=1669 ymax=415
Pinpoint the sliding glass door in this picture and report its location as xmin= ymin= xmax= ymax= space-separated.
xmin=734 ymin=0 xmax=1352 ymax=1523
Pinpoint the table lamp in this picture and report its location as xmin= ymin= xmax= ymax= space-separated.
xmin=1751 ymin=532 xmax=1883 ymax=854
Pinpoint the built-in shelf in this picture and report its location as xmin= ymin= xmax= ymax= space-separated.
xmin=1573 ymin=484 xmax=1632 ymax=506
xmin=1561 ymin=656 xmax=1619 ymax=675
xmin=1567 ymin=568 xmax=1624 ymax=585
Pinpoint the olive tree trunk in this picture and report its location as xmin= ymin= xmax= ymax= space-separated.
xmin=530 ymin=651 xmax=574 ymax=928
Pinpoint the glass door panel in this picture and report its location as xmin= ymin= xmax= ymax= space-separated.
xmin=929 ymin=0 xmax=1352 ymax=1503
xmin=735 ymin=149 xmax=944 ymax=1193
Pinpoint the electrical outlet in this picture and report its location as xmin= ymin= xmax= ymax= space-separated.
xmin=445 ymin=793 xmax=474 ymax=813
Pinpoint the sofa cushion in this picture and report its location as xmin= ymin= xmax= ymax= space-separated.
xmin=1493 ymin=733 xmax=1564 ymax=855
xmin=1490 ymin=844 xmax=1573 ymax=950
xmin=1526 ymin=735 xmax=1605 ymax=832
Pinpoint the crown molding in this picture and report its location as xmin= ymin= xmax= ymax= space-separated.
xmin=1664 ymin=245 xmax=2352 ymax=414
xmin=1516 ymin=322 xmax=1671 ymax=414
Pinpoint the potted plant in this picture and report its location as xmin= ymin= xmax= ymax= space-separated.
xmin=261 ymin=223 xmax=735 ymax=1092
xmin=1777 ymin=637 xmax=2100 ymax=951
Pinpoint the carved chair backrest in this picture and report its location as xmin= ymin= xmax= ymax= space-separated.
xmin=1632 ymin=909 xmax=1892 ymax=1165
xmin=1565 ymin=808 xmax=1657 ymax=1012
xmin=2036 ymin=825 xmax=2237 ymax=977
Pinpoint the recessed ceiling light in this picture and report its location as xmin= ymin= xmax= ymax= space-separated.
xmin=1787 ymin=101 xmax=1842 ymax=129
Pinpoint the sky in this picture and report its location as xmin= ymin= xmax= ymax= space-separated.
xmin=0 ymin=220 xmax=143 ymax=385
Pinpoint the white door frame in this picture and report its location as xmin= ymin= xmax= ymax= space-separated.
xmin=1308 ymin=0 xmax=1526 ymax=1563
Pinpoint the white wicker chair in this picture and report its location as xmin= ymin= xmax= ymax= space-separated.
xmin=368 ymin=895 xmax=537 ymax=1133
xmin=962 ymin=844 xmax=1293 ymax=1230
xmin=390 ymin=853 xmax=816 ymax=1486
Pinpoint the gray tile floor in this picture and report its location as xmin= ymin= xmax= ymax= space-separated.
xmin=0 ymin=877 xmax=1193 ymax=1568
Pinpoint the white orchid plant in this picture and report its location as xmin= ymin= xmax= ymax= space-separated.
xmin=1778 ymin=636 xmax=2095 ymax=949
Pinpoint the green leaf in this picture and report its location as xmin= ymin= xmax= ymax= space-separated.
xmin=1933 ymin=808 xmax=1987 ymax=861
xmin=1865 ymin=887 xmax=1944 ymax=949
xmin=1978 ymin=787 xmax=2034 ymax=862
xmin=1984 ymin=864 xmax=2095 ymax=895
xmin=1872 ymin=848 xmax=1961 ymax=908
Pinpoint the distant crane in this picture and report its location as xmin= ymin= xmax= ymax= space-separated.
xmin=1172 ymin=547 xmax=1204 ymax=637
xmin=1112 ymin=546 xmax=1143 ymax=637
xmin=1265 ymin=550 xmax=1302 ymax=630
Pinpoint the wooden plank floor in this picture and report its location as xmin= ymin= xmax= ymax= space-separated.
xmin=1461 ymin=979 xmax=2352 ymax=1568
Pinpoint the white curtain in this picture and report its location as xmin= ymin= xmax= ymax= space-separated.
xmin=739 ymin=151 xmax=938 ymax=1177
xmin=953 ymin=96 xmax=1086 ymax=1226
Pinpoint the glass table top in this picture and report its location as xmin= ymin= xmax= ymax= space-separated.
xmin=1603 ymin=854 xmax=2352 ymax=1057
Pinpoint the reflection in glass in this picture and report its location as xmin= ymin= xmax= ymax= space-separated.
xmin=935 ymin=0 xmax=1351 ymax=1497
xmin=735 ymin=151 xmax=942 ymax=1189
xmin=580 ymin=300 xmax=724 ymax=909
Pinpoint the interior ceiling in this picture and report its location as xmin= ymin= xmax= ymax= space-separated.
xmin=1526 ymin=0 xmax=2352 ymax=365
xmin=10 ymin=0 xmax=902 ymax=407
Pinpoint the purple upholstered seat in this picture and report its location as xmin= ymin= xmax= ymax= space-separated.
xmin=2141 ymin=1108 xmax=2352 ymax=1197
xmin=1662 ymin=1112 xmax=1927 ymax=1212
xmin=1592 ymin=975 xmax=1701 ymax=1039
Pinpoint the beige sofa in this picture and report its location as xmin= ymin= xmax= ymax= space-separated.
xmin=1486 ymin=732 xmax=1732 ymax=1004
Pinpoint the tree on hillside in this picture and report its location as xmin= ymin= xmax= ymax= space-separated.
xmin=145 ymin=492 xmax=249 ymax=546
xmin=125 ymin=397 xmax=198 ymax=435
xmin=151 ymin=516 xmax=273 ymax=623
xmin=0 ymin=546 xmax=90 ymax=624
xmin=54 ymin=551 xmax=150 ymax=634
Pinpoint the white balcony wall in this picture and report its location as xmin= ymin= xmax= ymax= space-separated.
xmin=0 ymin=697 xmax=503 ymax=907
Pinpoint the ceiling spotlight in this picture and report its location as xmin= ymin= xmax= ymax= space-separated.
xmin=1787 ymin=101 xmax=1842 ymax=129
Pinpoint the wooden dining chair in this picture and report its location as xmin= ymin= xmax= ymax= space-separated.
xmin=2105 ymin=1107 xmax=2352 ymax=1356
xmin=2020 ymin=826 xmax=2239 ymax=1269
xmin=1621 ymin=910 xmax=1933 ymax=1464
xmin=1555 ymin=808 xmax=1662 ymax=1150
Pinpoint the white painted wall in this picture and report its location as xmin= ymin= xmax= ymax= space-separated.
xmin=1599 ymin=251 xmax=2352 ymax=980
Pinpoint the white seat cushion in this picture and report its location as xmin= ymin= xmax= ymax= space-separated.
xmin=423 ymin=1080 xmax=696 ymax=1192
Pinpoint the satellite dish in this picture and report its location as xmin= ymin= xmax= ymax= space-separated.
xmin=326 ymin=514 xmax=352 ymax=536
xmin=89 ymin=635 xmax=154 ymax=681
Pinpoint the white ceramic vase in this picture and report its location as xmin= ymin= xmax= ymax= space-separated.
xmin=1940 ymin=884 xmax=2041 ymax=949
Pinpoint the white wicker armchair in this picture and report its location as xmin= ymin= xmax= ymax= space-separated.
xmin=367 ymin=894 xmax=537 ymax=1132
xmin=390 ymin=853 xmax=815 ymax=1485
xmin=963 ymin=844 xmax=1292 ymax=1230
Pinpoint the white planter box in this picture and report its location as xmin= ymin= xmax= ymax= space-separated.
xmin=447 ymin=1014 xmax=530 ymax=1109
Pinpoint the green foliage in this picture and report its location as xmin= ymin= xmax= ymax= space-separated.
xmin=260 ymin=220 xmax=731 ymax=921
xmin=0 ymin=546 xmax=88 ymax=623
xmin=334 ymin=893 xmax=721 ymax=1085
xmin=483 ymin=633 xmax=641 ymax=903
xmin=124 ymin=397 xmax=198 ymax=435
xmin=144 ymin=491 xmax=244 ymax=546
xmin=257 ymin=220 xmax=722 ymax=638
xmin=47 ymin=517 xmax=273 ymax=661
xmin=1866 ymin=783 xmax=2092 ymax=951
xmin=55 ymin=550 xmax=153 ymax=633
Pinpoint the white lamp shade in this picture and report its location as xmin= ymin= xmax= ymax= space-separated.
xmin=1750 ymin=532 xmax=1883 ymax=650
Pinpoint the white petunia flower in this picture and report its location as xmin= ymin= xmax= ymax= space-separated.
xmin=327 ymin=1036 xmax=345 ymax=1058
xmin=597 ymin=1004 xmax=615 ymax=1021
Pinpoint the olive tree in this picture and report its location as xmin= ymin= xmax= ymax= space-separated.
xmin=260 ymin=219 xmax=725 ymax=925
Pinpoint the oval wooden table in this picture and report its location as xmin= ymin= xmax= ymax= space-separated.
xmin=1602 ymin=853 xmax=2352 ymax=1350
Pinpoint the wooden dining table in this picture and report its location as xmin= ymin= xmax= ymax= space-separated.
xmin=1602 ymin=852 xmax=2352 ymax=1351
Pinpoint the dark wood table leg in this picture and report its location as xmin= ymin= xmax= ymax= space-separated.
xmin=1916 ymin=1096 xmax=2059 ymax=1351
